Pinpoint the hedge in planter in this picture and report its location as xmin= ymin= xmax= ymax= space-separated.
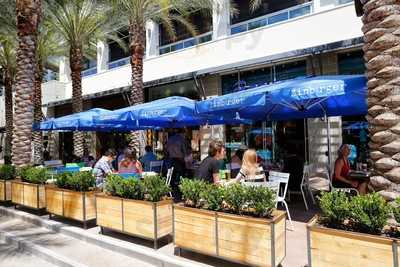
xmin=46 ymin=172 xmax=96 ymax=228
xmin=11 ymin=166 xmax=47 ymax=209
xmin=174 ymin=179 xmax=286 ymax=267
xmin=96 ymin=174 xmax=172 ymax=249
xmin=0 ymin=164 xmax=15 ymax=202
xmin=307 ymin=191 xmax=397 ymax=267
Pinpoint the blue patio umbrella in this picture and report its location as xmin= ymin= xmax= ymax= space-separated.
xmin=343 ymin=121 xmax=368 ymax=130
xmin=94 ymin=96 xmax=250 ymax=129
xmin=196 ymin=75 xmax=367 ymax=121
xmin=33 ymin=108 xmax=141 ymax=132
xmin=266 ymin=75 xmax=367 ymax=120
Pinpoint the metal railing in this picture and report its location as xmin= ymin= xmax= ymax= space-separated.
xmin=230 ymin=2 xmax=313 ymax=35
xmin=108 ymin=56 xmax=131 ymax=70
xmin=159 ymin=31 xmax=213 ymax=55
xmin=81 ymin=67 xmax=97 ymax=77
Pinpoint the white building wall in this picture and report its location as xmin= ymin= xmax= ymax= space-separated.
xmin=143 ymin=4 xmax=361 ymax=81
xmin=41 ymin=3 xmax=362 ymax=105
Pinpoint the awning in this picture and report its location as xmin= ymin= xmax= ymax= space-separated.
xmin=196 ymin=75 xmax=367 ymax=121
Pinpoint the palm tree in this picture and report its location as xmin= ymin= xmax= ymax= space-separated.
xmin=33 ymin=25 xmax=64 ymax=164
xmin=111 ymin=0 xmax=214 ymax=151
xmin=0 ymin=35 xmax=17 ymax=164
xmin=9 ymin=0 xmax=42 ymax=167
xmin=355 ymin=1 xmax=400 ymax=197
xmin=46 ymin=0 xmax=121 ymax=157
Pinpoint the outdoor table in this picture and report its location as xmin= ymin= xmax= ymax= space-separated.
xmin=142 ymin=171 xmax=158 ymax=178
xmin=118 ymin=173 xmax=140 ymax=179
xmin=348 ymin=171 xmax=370 ymax=181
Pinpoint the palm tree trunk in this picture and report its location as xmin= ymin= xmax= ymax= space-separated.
xmin=4 ymin=70 xmax=13 ymax=164
xmin=70 ymin=45 xmax=84 ymax=158
xmin=32 ymin=62 xmax=43 ymax=164
xmin=12 ymin=0 xmax=41 ymax=167
xmin=128 ymin=21 xmax=146 ymax=153
xmin=362 ymin=0 xmax=400 ymax=198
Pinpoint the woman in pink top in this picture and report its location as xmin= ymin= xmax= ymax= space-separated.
xmin=118 ymin=148 xmax=143 ymax=174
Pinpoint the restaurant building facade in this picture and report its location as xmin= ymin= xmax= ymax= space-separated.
xmin=0 ymin=0 xmax=367 ymax=175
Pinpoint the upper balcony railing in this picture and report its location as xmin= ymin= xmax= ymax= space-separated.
xmin=81 ymin=67 xmax=97 ymax=77
xmin=231 ymin=2 xmax=313 ymax=35
xmin=108 ymin=56 xmax=131 ymax=70
xmin=159 ymin=31 xmax=213 ymax=55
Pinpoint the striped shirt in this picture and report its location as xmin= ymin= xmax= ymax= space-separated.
xmin=235 ymin=166 xmax=266 ymax=182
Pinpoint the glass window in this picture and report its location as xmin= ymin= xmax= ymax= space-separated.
xmin=231 ymin=0 xmax=311 ymax=25
xmin=82 ymin=58 xmax=96 ymax=71
xmin=159 ymin=10 xmax=212 ymax=46
xmin=146 ymin=80 xmax=200 ymax=101
xmin=342 ymin=115 xmax=369 ymax=166
xmin=221 ymin=68 xmax=272 ymax=95
xmin=108 ymin=28 xmax=130 ymax=62
xmin=338 ymin=50 xmax=365 ymax=75
xmin=275 ymin=60 xmax=307 ymax=81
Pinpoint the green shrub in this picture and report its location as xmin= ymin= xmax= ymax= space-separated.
xmin=20 ymin=167 xmax=48 ymax=184
xmin=319 ymin=191 xmax=350 ymax=228
xmin=105 ymin=174 xmax=123 ymax=196
xmin=224 ymin=183 xmax=248 ymax=215
xmin=17 ymin=166 xmax=32 ymax=180
xmin=0 ymin=164 xmax=15 ymax=180
xmin=65 ymin=171 xmax=95 ymax=192
xmin=349 ymin=193 xmax=390 ymax=234
xmin=246 ymin=186 xmax=275 ymax=218
xmin=179 ymin=178 xmax=208 ymax=208
xmin=142 ymin=175 xmax=170 ymax=202
xmin=117 ymin=178 xmax=144 ymax=200
xmin=392 ymin=198 xmax=400 ymax=224
xmin=55 ymin=172 xmax=72 ymax=189
xmin=200 ymin=184 xmax=225 ymax=211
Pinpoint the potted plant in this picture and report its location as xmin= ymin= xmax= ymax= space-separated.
xmin=46 ymin=171 xmax=97 ymax=228
xmin=307 ymin=191 xmax=396 ymax=267
xmin=0 ymin=164 xmax=15 ymax=202
xmin=174 ymin=179 xmax=286 ymax=267
xmin=96 ymin=174 xmax=172 ymax=249
xmin=11 ymin=166 xmax=47 ymax=210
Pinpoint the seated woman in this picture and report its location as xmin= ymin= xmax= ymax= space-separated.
xmin=333 ymin=144 xmax=367 ymax=195
xmin=118 ymin=148 xmax=143 ymax=174
xmin=227 ymin=149 xmax=266 ymax=184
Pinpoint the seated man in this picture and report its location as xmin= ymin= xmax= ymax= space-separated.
xmin=140 ymin=145 xmax=157 ymax=172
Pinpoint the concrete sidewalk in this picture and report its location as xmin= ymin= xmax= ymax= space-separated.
xmin=0 ymin=240 xmax=56 ymax=267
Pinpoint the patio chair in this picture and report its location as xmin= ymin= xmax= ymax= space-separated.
xmin=301 ymin=164 xmax=330 ymax=211
xmin=166 ymin=167 xmax=174 ymax=198
xmin=149 ymin=160 xmax=163 ymax=174
xmin=328 ymin=166 xmax=359 ymax=195
xmin=269 ymin=171 xmax=294 ymax=231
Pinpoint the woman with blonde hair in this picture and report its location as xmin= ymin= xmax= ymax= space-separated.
xmin=227 ymin=149 xmax=266 ymax=184
xmin=118 ymin=148 xmax=143 ymax=174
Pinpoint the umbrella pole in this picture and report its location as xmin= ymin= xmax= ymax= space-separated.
xmin=272 ymin=121 xmax=276 ymax=162
xmin=325 ymin=113 xmax=332 ymax=177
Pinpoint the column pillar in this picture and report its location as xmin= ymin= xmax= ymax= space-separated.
xmin=59 ymin=57 xmax=71 ymax=83
xmin=146 ymin=20 xmax=159 ymax=58
xmin=212 ymin=0 xmax=231 ymax=40
xmin=97 ymin=40 xmax=109 ymax=73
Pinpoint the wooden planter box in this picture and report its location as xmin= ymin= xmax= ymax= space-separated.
xmin=46 ymin=186 xmax=96 ymax=228
xmin=173 ymin=205 xmax=286 ymax=267
xmin=11 ymin=180 xmax=46 ymax=210
xmin=0 ymin=179 xmax=11 ymax=202
xmin=95 ymin=194 xmax=173 ymax=249
xmin=307 ymin=216 xmax=398 ymax=267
